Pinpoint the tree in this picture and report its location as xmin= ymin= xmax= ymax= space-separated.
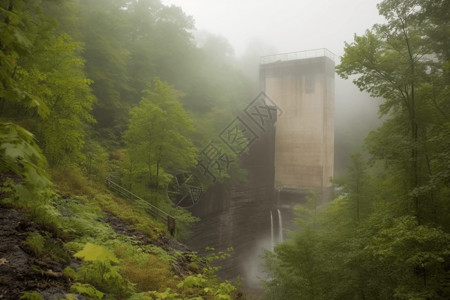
xmin=73 ymin=0 xmax=131 ymax=138
xmin=22 ymin=33 xmax=95 ymax=167
xmin=265 ymin=1 xmax=450 ymax=298
xmin=1 ymin=0 xmax=95 ymax=168
xmin=0 ymin=0 xmax=51 ymax=118
xmin=0 ymin=1 xmax=53 ymax=206
xmin=333 ymin=153 xmax=372 ymax=223
xmin=336 ymin=0 xmax=450 ymax=224
xmin=124 ymin=79 xmax=197 ymax=193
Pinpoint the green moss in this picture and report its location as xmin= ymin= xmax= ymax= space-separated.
xmin=24 ymin=232 xmax=45 ymax=256
xmin=188 ymin=262 xmax=199 ymax=272
xmin=9 ymin=166 xmax=238 ymax=299
xmin=20 ymin=291 xmax=42 ymax=300
xmin=70 ymin=283 xmax=104 ymax=299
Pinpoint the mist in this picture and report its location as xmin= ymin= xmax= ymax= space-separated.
xmin=4 ymin=0 xmax=447 ymax=298
xmin=161 ymin=0 xmax=385 ymax=56
xmin=161 ymin=0 xmax=384 ymax=173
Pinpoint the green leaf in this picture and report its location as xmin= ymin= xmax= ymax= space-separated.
xmin=74 ymin=243 xmax=119 ymax=264
xmin=70 ymin=283 xmax=104 ymax=299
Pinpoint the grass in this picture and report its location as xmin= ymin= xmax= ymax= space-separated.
xmin=121 ymin=254 xmax=179 ymax=292
xmin=23 ymin=231 xmax=71 ymax=263
xmin=24 ymin=232 xmax=45 ymax=256
xmin=4 ymin=165 xmax=239 ymax=299
xmin=50 ymin=167 xmax=164 ymax=239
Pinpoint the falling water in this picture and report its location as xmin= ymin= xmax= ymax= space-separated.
xmin=270 ymin=211 xmax=274 ymax=251
xmin=277 ymin=209 xmax=283 ymax=243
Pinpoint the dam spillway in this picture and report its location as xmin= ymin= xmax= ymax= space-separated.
xmin=186 ymin=49 xmax=335 ymax=287
xmin=187 ymin=104 xmax=277 ymax=287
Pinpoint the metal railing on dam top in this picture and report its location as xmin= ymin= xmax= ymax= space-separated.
xmin=105 ymin=176 xmax=176 ymax=235
xmin=260 ymin=48 xmax=336 ymax=65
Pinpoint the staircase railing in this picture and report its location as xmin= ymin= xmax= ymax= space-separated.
xmin=105 ymin=177 xmax=176 ymax=235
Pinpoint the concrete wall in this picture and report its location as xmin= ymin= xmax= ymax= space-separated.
xmin=187 ymin=113 xmax=276 ymax=287
xmin=260 ymin=56 xmax=334 ymax=191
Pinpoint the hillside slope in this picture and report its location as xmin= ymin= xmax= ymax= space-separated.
xmin=0 ymin=170 xmax=240 ymax=299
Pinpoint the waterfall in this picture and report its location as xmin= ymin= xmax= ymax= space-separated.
xmin=277 ymin=209 xmax=283 ymax=243
xmin=270 ymin=211 xmax=274 ymax=251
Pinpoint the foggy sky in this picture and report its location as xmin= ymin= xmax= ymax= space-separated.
xmin=161 ymin=0 xmax=385 ymax=173
xmin=161 ymin=0 xmax=385 ymax=56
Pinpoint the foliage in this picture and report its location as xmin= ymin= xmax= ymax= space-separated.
xmin=19 ymin=291 xmax=42 ymax=300
xmin=44 ymin=0 xmax=251 ymax=146
xmin=124 ymin=78 xmax=197 ymax=192
xmin=336 ymin=0 xmax=450 ymax=224
xmin=1 ymin=0 xmax=245 ymax=299
xmin=0 ymin=123 xmax=51 ymax=205
xmin=120 ymin=254 xmax=178 ymax=293
xmin=51 ymin=167 xmax=164 ymax=238
xmin=24 ymin=232 xmax=45 ymax=256
xmin=333 ymin=153 xmax=373 ymax=223
xmin=167 ymin=205 xmax=200 ymax=241
xmin=18 ymin=33 xmax=95 ymax=167
xmin=145 ymin=274 xmax=237 ymax=300
xmin=0 ymin=0 xmax=51 ymax=117
xmin=3 ymin=164 xmax=237 ymax=299
xmin=81 ymin=138 xmax=109 ymax=181
xmin=70 ymin=283 xmax=104 ymax=300
xmin=364 ymin=216 xmax=450 ymax=299
xmin=73 ymin=242 xmax=132 ymax=297
xmin=74 ymin=242 xmax=119 ymax=264
xmin=54 ymin=196 xmax=114 ymax=240
xmin=177 ymin=274 xmax=236 ymax=299
xmin=0 ymin=0 xmax=95 ymax=168
xmin=265 ymin=0 xmax=450 ymax=298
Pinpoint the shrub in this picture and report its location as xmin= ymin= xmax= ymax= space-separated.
xmin=73 ymin=243 xmax=133 ymax=298
xmin=24 ymin=232 xmax=45 ymax=256
xmin=70 ymin=283 xmax=104 ymax=299
xmin=121 ymin=254 xmax=178 ymax=292
xmin=20 ymin=291 xmax=42 ymax=300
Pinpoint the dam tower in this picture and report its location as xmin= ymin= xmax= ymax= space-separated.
xmin=260 ymin=49 xmax=335 ymax=198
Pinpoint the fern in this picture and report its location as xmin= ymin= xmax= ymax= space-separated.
xmin=0 ymin=122 xmax=52 ymax=208
xmin=70 ymin=283 xmax=104 ymax=299
xmin=73 ymin=242 xmax=132 ymax=297
xmin=24 ymin=232 xmax=45 ymax=256
xmin=20 ymin=291 xmax=42 ymax=300
xmin=74 ymin=243 xmax=118 ymax=264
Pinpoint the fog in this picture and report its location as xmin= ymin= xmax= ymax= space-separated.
xmin=162 ymin=0 xmax=385 ymax=173
xmin=161 ymin=0 xmax=385 ymax=56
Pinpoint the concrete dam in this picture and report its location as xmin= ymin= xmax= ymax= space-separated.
xmin=186 ymin=49 xmax=335 ymax=287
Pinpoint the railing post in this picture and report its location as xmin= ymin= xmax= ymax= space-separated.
xmin=167 ymin=216 xmax=176 ymax=236
xmin=106 ymin=177 xmax=176 ymax=235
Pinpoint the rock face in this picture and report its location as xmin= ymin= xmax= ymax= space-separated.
xmin=188 ymin=109 xmax=277 ymax=288
xmin=0 ymin=207 xmax=70 ymax=299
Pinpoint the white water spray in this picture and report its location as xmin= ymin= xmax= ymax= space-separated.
xmin=270 ymin=211 xmax=274 ymax=251
xmin=277 ymin=208 xmax=283 ymax=243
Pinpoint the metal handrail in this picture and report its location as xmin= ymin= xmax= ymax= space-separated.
xmin=260 ymin=48 xmax=336 ymax=64
xmin=105 ymin=177 xmax=176 ymax=235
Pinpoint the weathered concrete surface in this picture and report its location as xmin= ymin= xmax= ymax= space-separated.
xmin=187 ymin=51 xmax=335 ymax=289
xmin=260 ymin=55 xmax=335 ymax=191
xmin=188 ymin=113 xmax=277 ymax=288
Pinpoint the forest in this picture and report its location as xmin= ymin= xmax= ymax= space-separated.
xmin=1 ymin=0 xmax=249 ymax=298
xmin=0 ymin=0 xmax=449 ymax=299
xmin=265 ymin=0 xmax=450 ymax=299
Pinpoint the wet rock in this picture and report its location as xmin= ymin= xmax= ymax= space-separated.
xmin=0 ymin=206 xmax=70 ymax=299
